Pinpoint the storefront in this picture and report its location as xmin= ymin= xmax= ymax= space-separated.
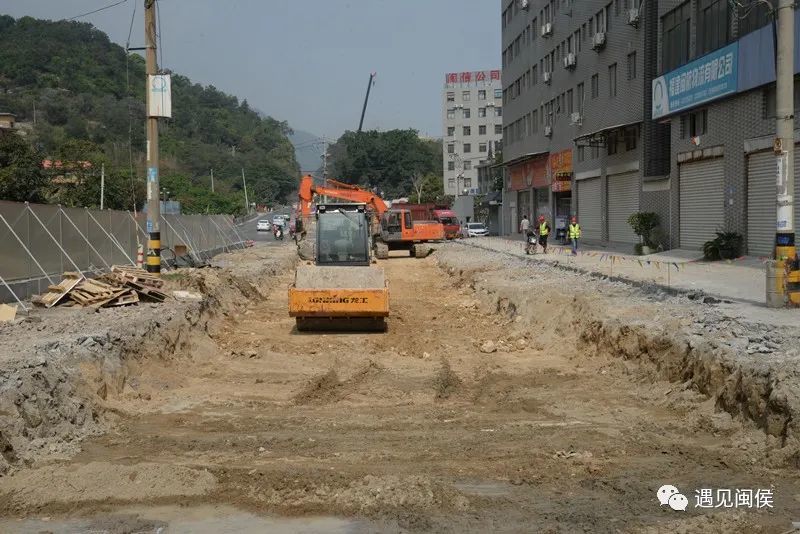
xmin=679 ymin=157 xmax=725 ymax=250
xmin=549 ymin=149 xmax=573 ymax=242
xmin=746 ymin=146 xmax=800 ymax=256
xmin=507 ymin=152 xmax=548 ymax=234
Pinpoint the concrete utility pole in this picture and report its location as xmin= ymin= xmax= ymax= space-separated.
xmin=241 ymin=168 xmax=249 ymax=214
xmin=210 ymin=168 xmax=214 ymax=193
xmin=144 ymin=0 xmax=161 ymax=274
xmin=100 ymin=163 xmax=105 ymax=210
xmin=770 ymin=0 xmax=796 ymax=306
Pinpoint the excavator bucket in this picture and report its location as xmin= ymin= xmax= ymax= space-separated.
xmin=289 ymin=265 xmax=388 ymax=332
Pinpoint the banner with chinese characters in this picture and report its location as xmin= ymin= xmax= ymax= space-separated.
xmin=445 ymin=70 xmax=501 ymax=87
xmin=652 ymin=42 xmax=738 ymax=119
xmin=509 ymin=157 xmax=547 ymax=191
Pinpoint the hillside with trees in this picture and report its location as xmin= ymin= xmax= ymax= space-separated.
xmin=0 ymin=15 xmax=299 ymax=213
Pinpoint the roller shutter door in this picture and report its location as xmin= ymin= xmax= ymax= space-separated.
xmin=607 ymin=172 xmax=640 ymax=244
xmin=747 ymin=148 xmax=800 ymax=256
xmin=577 ymin=177 xmax=602 ymax=241
xmin=679 ymin=159 xmax=724 ymax=249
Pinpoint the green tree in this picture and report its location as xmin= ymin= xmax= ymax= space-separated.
xmin=0 ymin=132 xmax=47 ymax=202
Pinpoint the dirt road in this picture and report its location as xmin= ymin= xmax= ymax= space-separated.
xmin=1 ymin=249 xmax=799 ymax=532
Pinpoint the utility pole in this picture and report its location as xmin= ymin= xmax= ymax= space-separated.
xmin=770 ymin=0 xmax=796 ymax=306
xmin=100 ymin=163 xmax=105 ymax=210
xmin=241 ymin=168 xmax=249 ymax=214
xmin=144 ymin=0 xmax=161 ymax=274
xmin=322 ymin=136 xmax=328 ymax=188
xmin=210 ymin=168 xmax=214 ymax=193
xmin=358 ymin=72 xmax=376 ymax=132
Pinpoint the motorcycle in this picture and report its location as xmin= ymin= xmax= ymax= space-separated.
xmin=525 ymin=231 xmax=537 ymax=255
xmin=274 ymin=226 xmax=284 ymax=240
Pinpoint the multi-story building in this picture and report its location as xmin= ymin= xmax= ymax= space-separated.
xmin=442 ymin=70 xmax=504 ymax=200
xmin=500 ymin=0 xmax=654 ymax=245
xmin=501 ymin=0 xmax=800 ymax=255
xmin=652 ymin=1 xmax=800 ymax=255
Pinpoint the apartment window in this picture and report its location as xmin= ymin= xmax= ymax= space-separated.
xmin=625 ymin=127 xmax=638 ymax=151
xmin=591 ymin=145 xmax=600 ymax=159
xmin=447 ymin=109 xmax=455 ymax=119
xmin=446 ymin=92 xmax=455 ymax=102
xmin=608 ymin=132 xmax=619 ymax=155
xmin=478 ymin=89 xmax=486 ymax=100
xmin=496 ymin=107 xmax=503 ymax=117
xmin=577 ymin=145 xmax=586 ymax=162
xmin=447 ymin=143 xmax=455 ymax=154
xmin=739 ymin=0 xmax=770 ymax=36
xmin=532 ymin=17 xmax=538 ymax=41
xmin=479 ymin=124 xmax=487 ymax=135
xmin=447 ymin=126 xmax=455 ymax=136
xmin=567 ymin=89 xmax=574 ymax=115
xmin=464 ymin=161 xmax=472 ymax=171
xmin=495 ymin=124 xmax=502 ymax=134
xmin=697 ymin=0 xmax=729 ymax=56
xmin=532 ymin=110 xmax=538 ymax=132
xmin=463 ymin=126 xmax=471 ymax=136
xmin=532 ymin=65 xmax=538 ymax=85
xmin=627 ymin=52 xmax=637 ymax=80
xmin=575 ymin=30 xmax=582 ymax=52
xmin=605 ymin=4 xmax=611 ymax=31
xmin=448 ymin=161 xmax=455 ymax=171
xmin=478 ymin=107 xmax=487 ymax=118
xmin=591 ymin=73 xmax=599 ymax=98
xmin=596 ymin=8 xmax=606 ymax=33
xmin=463 ymin=108 xmax=471 ymax=119
xmin=681 ymin=109 xmax=708 ymax=138
xmin=494 ymin=88 xmax=502 ymax=98
xmin=464 ymin=143 xmax=472 ymax=153
xmin=479 ymin=143 xmax=487 ymax=152
xmin=577 ymin=82 xmax=585 ymax=114
xmin=615 ymin=0 xmax=621 ymax=16
xmin=608 ymin=63 xmax=617 ymax=97
xmin=662 ymin=2 xmax=691 ymax=72
xmin=462 ymin=91 xmax=471 ymax=101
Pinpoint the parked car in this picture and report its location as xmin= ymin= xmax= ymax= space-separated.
xmin=256 ymin=219 xmax=271 ymax=232
xmin=465 ymin=222 xmax=489 ymax=237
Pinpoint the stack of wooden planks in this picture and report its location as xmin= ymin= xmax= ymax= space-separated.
xmin=34 ymin=265 xmax=168 ymax=309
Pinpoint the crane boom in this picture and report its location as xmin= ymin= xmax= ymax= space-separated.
xmin=298 ymin=175 xmax=386 ymax=222
xmin=357 ymin=72 xmax=376 ymax=132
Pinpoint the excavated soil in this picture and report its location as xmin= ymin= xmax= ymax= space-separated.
xmin=1 ymin=246 xmax=799 ymax=532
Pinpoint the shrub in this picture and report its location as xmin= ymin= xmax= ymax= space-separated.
xmin=702 ymin=231 xmax=743 ymax=260
xmin=627 ymin=212 xmax=660 ymax=248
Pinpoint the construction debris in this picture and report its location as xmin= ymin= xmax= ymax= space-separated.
xmin=33 ymin=265 xmax=168 ymax=309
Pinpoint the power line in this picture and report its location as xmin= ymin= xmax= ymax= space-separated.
xmin=67 ymin=0 xmax=128 ymax=21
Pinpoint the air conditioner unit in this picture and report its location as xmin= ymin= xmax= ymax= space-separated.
xmin=627 ymin=8 xmax=640 ymax=27
xmin=544 ymin=125 xmax=553 ymax=137
xmin=563 ymin=53 xmax=577 ymax=69
xmin=541 ymin=22 xmax=553 ymax=37
xmin=592 ymin=32 xmax=606 ymax=50
xmin=570 ymin=112 xmax=582 ymax=125
xmin=521 ymin=0 xmax=530 ymax=10
xmin=543 ymin=71 xmax=552 ymax=84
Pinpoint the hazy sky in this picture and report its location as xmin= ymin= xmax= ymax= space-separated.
xmin=0 ymin=0 xmax=500 ymax=140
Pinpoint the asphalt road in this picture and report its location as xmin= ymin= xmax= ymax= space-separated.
xmin=236 ymin=211 xmax=294 ymax=245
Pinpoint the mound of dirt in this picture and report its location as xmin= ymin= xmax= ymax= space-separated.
xmin=433 ymin=358 xmax=462 ymax=400
xmin=334 ymin=475 xmax=470 ymax=514
xmin=293 ymin=361 xmax=384 ymax=405
xmin=0 ymin=462 xmax=216 ymax=511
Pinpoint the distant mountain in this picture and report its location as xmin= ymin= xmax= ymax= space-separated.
xmin=289 ymin=130 xmax=323 ymax=175
xmin=0 ymin=14 xmax=299 ymax=211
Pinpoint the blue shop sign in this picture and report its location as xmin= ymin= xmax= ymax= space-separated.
xmin=652 ymin=42 xmax=738 ymax=119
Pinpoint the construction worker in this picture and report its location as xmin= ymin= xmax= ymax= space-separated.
xmin=538 ymin=215 xmax=551 ymax=253
xmin=568 ymin=216 xmax=581 ymax=255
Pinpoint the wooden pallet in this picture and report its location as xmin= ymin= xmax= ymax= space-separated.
xmin=110 ymin=265 xmax=164 ymax=288
xmin=35 ymin=273 xmax=82 ymax=308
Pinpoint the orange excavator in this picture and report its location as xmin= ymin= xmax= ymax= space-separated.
xmin=297 ymin=174 xmax=444 ymax=259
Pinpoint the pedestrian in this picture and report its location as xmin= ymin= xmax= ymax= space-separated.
xmin=537 ymin=215 xmax=551 ymax=253
xmin=519 ymin=214 xmax=530 ymax=235
xmin=568 ymin=216 xmax=581 ymax=255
